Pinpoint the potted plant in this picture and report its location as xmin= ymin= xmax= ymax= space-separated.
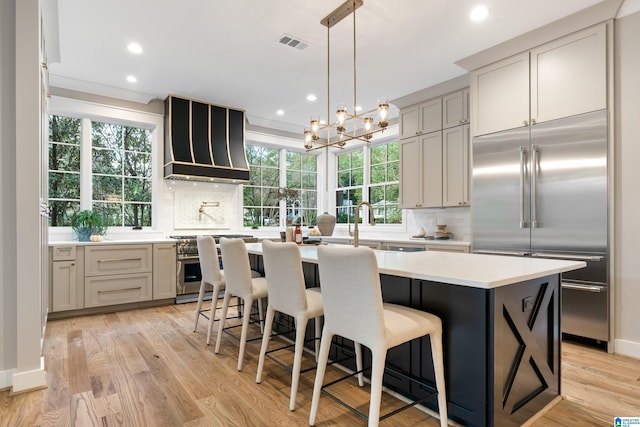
xmin=71 ymin=210 xmax=107 ymax=242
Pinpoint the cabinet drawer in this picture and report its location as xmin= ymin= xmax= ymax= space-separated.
xmin=85 ymin=244 xmax=152 ymax=276
xmin=52 ymin=245 xmax=76 ymax=261
xmin=85 ymin=273 xmax=152 ymax=307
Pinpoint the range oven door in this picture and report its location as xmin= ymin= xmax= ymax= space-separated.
xmin=176 ymin=256 xmax=202 ymax=296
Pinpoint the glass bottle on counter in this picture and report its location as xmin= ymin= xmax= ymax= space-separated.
xmin=294 ymin=224 xmax=302 ymax=244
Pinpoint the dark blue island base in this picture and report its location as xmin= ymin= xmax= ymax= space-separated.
xmin=249 ymin=255 xmax=561 ymax=427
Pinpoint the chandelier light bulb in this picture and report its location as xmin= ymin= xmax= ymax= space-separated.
xmin=310 ymin=116 xmax=320 ymax=132
xmin=336 ymin=104 xmax=348 ymax=125
xmin=378 ymin=98 xmax=389 ymax=128
xmin=304 ymin=129 xmax=314 ymax=149
xmin=364 ymin=116 xmax=373 ymax=132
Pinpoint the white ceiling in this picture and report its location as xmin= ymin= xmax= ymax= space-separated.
xmin=49 ymin=0 xmax=608 ymax=135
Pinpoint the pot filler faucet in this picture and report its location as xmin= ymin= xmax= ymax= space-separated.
xmin=349 ymin=201 xmax=376 ymax=248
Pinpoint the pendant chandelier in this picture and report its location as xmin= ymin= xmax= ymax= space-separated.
xmin=303 ymin=0 xmax=389 ymax=150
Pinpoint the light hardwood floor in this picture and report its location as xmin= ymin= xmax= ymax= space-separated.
xmin=1 ymin=302 xmax=639 ymax=426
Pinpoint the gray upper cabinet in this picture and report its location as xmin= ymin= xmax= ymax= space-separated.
xmin=399 ymin=98 xmax=442 ymax=139
xmin=443 ymin=88 xmax=470 ymax=129
xmin=471 ymin=24 xmax=607 ymax=137
xmin=399 ymin=88 xmax=471 ymax=209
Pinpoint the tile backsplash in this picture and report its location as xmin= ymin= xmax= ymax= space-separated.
xmin=406 ymin=207 xmax=471 ymax=241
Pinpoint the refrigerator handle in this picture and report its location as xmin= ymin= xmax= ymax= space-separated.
xmin=531 ymin=144 xmax=539 ymax=228
xmin=519 ymin=146 xmax=528 ymax=228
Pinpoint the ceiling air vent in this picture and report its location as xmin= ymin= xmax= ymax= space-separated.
xmin=278 ymin=34 xmax=309 ymax=51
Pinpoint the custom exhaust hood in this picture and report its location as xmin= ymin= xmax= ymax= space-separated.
xmin=164 ymin=95 xmax=250 ymax=182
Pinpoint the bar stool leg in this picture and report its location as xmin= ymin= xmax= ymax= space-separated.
xmin=256 ymin=305 xmax=276 ymax=384
xmin=206 ymin=282 xmax=223 ymax=345
xmin=355 ymin=342 xmax=364 ymax=387
xmin=431 ymin=330 xmax=448 ymax=427
xmin=314 ymin=317 xmax=321 ymax=363
xmin=289 ymin=315 xmax=309 ymax=410
xmin=258 ymin=298 xmax=265 ymax=334
xmin=367 ymin=349 xmax=387 ymax=427
xmin=214 ymin=291 xmax=232 ymax=354
xmin=309 ymin=329 xmax=334 ymax=426
xmin=193 ymin=279 xmax=207 ymax=331
xmin=237 ymin=296 xmax=255 ymax=371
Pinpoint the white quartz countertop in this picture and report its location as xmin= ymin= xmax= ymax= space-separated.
xmin=49 ymin=237 xmax=175 ymax=246
xmin=318 ymin=235 xmax=470 ymax=246
xmin=245 ymin=242 xmax=585 ymax=289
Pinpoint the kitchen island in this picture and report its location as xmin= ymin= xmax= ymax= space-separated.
xmin=245 ymin=243 xmax=585 ymax=427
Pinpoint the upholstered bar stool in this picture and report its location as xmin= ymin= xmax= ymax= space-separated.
xmin=256 ymin=240 xmax=324 ymax=411
xmin=310 ymin=245 xmax=448 ymax=427
xmin=194 ymin=236 xmax=261 ymax=345
xmin=215 ymin=238 xmax=268 ymax=371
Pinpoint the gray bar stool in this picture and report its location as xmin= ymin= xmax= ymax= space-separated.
xmin=309 ymin=245 xmax=448 ymax=427
xmin=215 ymin=238 xmax=268 ymax=371
xmin=256 ymin=240 xmax=324 ymax=411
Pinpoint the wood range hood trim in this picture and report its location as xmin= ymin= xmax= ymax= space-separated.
xmin=164 ymin=94 xmax=250 ymax=183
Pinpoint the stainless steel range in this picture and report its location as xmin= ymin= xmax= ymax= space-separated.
xmin=169 ymin=234 xmax=257 ymax=303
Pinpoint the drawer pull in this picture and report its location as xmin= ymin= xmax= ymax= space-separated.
xmin=98 ymin=286 xmax=142 ymax=294
xmin=98 ymin=257 xmax=142 ymax=263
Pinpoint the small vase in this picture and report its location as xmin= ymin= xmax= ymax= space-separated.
xmin=317 ymin=212 xmax=336 ymax=236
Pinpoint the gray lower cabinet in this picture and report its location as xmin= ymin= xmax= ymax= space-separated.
xmin=51 ymin=259 xmax=78 ymax=312
xmin=153 ymin=243 xmax=177 ymax=299
xmin=49 ymin=242 xmax=176 ymax=314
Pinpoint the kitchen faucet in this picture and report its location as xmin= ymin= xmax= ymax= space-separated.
xmin=349 ymin=201 xmax=376 ymax=247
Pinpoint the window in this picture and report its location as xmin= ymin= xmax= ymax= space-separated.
xmin=335 ymin=141 xmax=400 ymax=224
xmin=243 ymin=145 xmax=318 ymax=228
xmin=91 ymin=121 xmax=152 ymax=227
xmin=48 ymin=115 xmax=81 ymax=226
xmin=285 ymin=151 xmax=317 ymax=226
xmin=369 ymin=141 xmax=400 ymax=224
xmin=336 ymin=150 xmax=363 ymax=224
xmin=47 ymin=114 xmax=153 ymax=227
xmin=243 ymin=145 xmax=280 ymax=227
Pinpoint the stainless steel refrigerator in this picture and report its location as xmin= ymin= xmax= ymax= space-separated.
xmin=472 ymin=109 xmax=608 ymax=343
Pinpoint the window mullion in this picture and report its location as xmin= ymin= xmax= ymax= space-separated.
xmin=279 ymin=148 xmax=286 ymax=227
xmin=80 ymin=118 xmax=92 ymax=210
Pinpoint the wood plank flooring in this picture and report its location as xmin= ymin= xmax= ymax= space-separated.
xmin=1 ymin=302 xmax=639 ymax=426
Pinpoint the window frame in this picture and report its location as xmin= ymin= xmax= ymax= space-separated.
xmin=242 ymin=143 xmax=320 ymax=229
xmin=333 ymin=138 xmax=404 ymax=229
xmin=48 ymin=96 xmax=163 ymax=236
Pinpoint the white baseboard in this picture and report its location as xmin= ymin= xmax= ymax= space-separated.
xmin=10 ymin=357 xmax=46 ymax=393
xmin=614 ymin=338 xmax=640 ymax=359
xmin=0 ymin=368 xmax=17 ymax=390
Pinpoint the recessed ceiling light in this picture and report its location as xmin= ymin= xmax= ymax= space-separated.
xmin=307 ymin=94 xmax=317 ymax=101
xmin=127 ymin=42 xmax=143 ymax=54
xmin=355 ymin=105 xmax=362 ymax=112
xmin=276 ymin=110 xmax=284 ymax=116
xmin=126 ymin=75 xmax=137 ymax=83
xmin=470 ymin=5 xmax=489 ymax=22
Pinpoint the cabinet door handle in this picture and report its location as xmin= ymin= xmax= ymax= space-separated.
xmin=98 ymin=286 xmax=142 ymax=294
xmin=98 ymin=258 xmax=142 ymax=263
xmin=523 ymin=120 xmax=529 ymax=126
xmin=531 ymin=118 xmax=537 ymax=125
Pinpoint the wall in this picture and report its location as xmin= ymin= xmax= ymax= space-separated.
xmin=613 ymin=8 xmax=640 ymax=357
xmin=0 ymin=0 xmax=18 ymax=388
